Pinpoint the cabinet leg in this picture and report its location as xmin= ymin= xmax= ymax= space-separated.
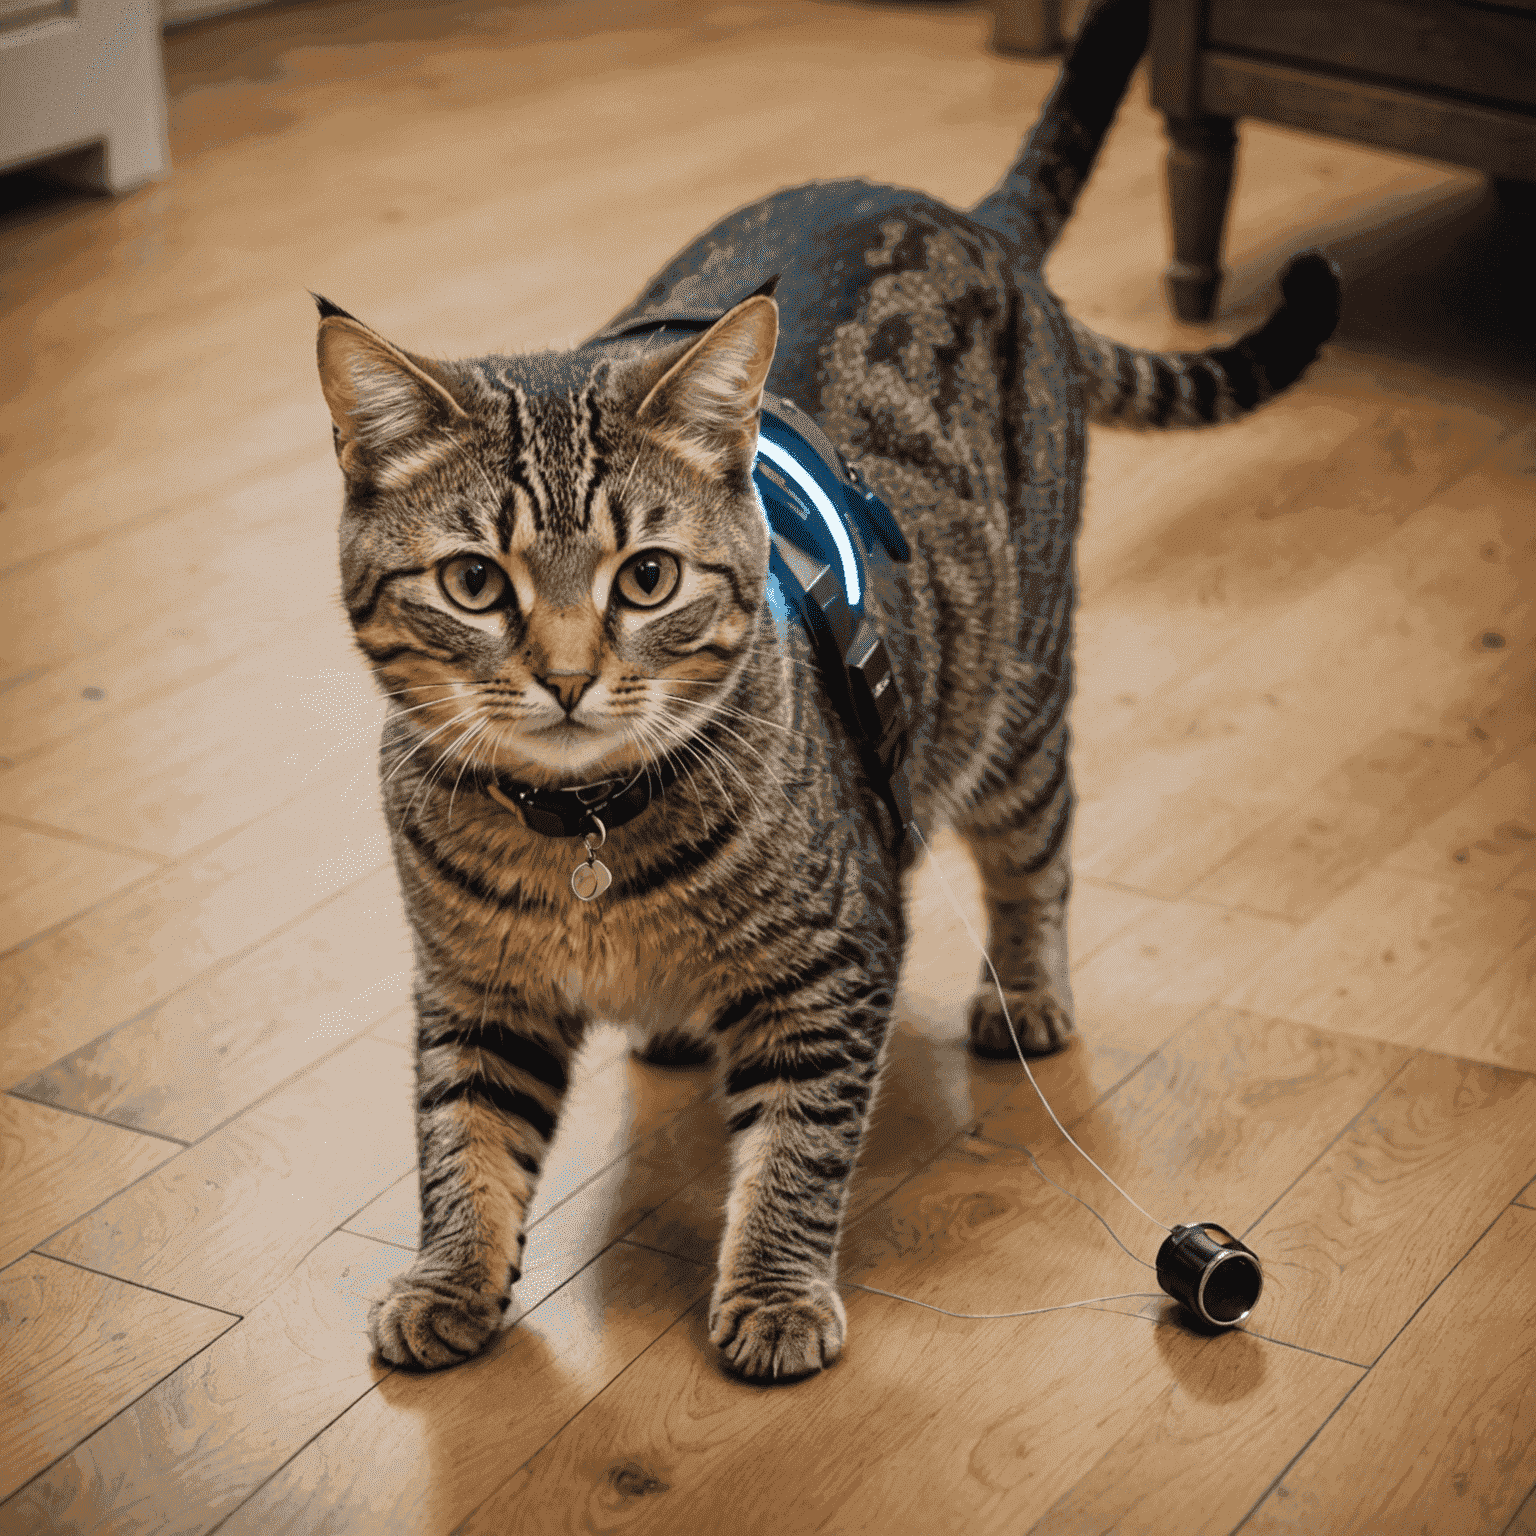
xmin=992 ymin=0 xmax=1064 ymax=57
xmin=1164 ymin=115 xmax=1236 ymax=322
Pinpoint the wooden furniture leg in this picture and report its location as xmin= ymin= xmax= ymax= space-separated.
xmin=1164 ymin=114 xmax=1236 ymax=322
xmin=991 ymin=0 xmax=1063 ymax=58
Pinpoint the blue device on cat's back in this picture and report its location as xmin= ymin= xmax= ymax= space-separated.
xmin=752 ymin=395 xmax=914 ymax=854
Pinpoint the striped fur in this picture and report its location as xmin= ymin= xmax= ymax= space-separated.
xmin=316 ymin=0 xmax=1337 ymax=1381
xmin=970 ymin=0 xmax=1151 ymax=260
xmin=1072 ymin=252 xmax=1342 ymax=428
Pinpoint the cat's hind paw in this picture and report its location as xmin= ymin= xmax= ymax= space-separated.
xmin=967 ymin=985 xmax=1074 ymax=1058
xmin=709 ymin=1280 xmax=847 ymax=1381
xmin=369 ymin=1269 xmax=505 ymax=1370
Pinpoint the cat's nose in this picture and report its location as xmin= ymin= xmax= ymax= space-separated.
xmin=537 ymin=671 xmax=595 ymax=714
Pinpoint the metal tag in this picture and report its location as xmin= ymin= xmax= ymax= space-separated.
xmin=571 ymin=857 xmax=612 ymax=901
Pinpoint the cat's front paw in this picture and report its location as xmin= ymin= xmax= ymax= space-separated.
xmin=967 ymin=984 xmax=1075 ymax=1058
xmin=369 ymin=1268 xmax=505 ymax=1369
xmin=709 ymin=1280 xmax=847 ymax=1381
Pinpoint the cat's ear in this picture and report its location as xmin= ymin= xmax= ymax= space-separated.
xmin=635 ymin=295 xmax=778 ymax=478
xmin=314 ymin=298 xmax=469 ymax=479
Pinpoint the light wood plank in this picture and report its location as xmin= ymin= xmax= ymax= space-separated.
xmin=1020 ymin=1342 xmax=1355 ymax=1536
xmin=1074 ymin=431 xmax=1536 ymax=898
xmin=981 ymin=1009 xmax=1409 ymax=1253
xmin=0 ymin=1255 xmax=233 ymax=1504
xmin=1225 ymin=869 xmax=1536 ymax=1059
xmin=459 ymin=1242 xmax=1356 ymax=1536
xmin=11 ymin=865 xmax=410 ymax=1139
xmin=40 ymin=1037 xmax=416 ymax=1313
xmin=1068 ymin=899 xmax=1297 ymax=1059
xmin=0 ymin=1232 xmax=400 ymax=1536
xmin=0 ymin=1096 xmax=174 ymax=1269
xmin=1507 ymin=1483 xmax=1536 ymax=1536
xmin=1246 ymin=1051 xmax=1536 ymax=1362
xmin=0 ymin=453 xmax=342 ymax=755
xmin=0 ymin=824 xmax=158 ymax=955
xmin=1385 ymin=749 xmax=1536 ymax=891
xmin=0 ymin=617 xmax=371 ymax=860
xmin=1188 ymin=686 xmax=1515 ymax=922
xmin=213 ymin=1241 xmax=709 ymax=1536
xmin=0 ymin=770 xmax=393 ymax=1085
xmin=1430 ymin=929 xmax=1536 ymax=1072
xmin=1074 ymin=375 xmax=1513 ymax=730
xmin=1244 ymin=1206 xmax=1536 ymax=1536
xmin=366 ymin=1004 xmax=415 ymax=1049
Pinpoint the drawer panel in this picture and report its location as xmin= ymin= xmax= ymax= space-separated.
xmin=1206 ymin=0 xmax=1536 ymax=112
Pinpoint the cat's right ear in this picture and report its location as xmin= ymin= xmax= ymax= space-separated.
xmin=314 ymin=298 xmax=469 ymax=480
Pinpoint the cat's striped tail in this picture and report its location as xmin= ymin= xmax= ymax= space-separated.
xmin=1072 ymin=252 xmax=1342 ymax=428
xmin=970 ymin=0 xmax=1151 ymax=263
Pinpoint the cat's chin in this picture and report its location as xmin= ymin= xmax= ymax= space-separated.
xmin=504 ymin=722 xmax=636 ymax=780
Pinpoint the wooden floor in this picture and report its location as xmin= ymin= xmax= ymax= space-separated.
xmin=2 ymin=0 xmax=1534 ymax=1531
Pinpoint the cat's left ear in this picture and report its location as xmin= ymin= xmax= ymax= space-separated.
xmin=636 ymin=295 xmax=778 ymax=479
xmin=314 ymin=297 xmax=469 ymax=480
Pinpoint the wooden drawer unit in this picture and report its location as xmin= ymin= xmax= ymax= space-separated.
xmin=1150 ymin=0 xmax=1536 ymax=319
xmin=1207 ymin=0 xmax=1536 ymax=112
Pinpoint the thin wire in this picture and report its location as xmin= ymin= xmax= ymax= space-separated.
xmin=909 ymin=821 xmax=1172 ymax=1236
xmin=841 ymin=1282 xmax=1165 ymax=1321
xmin=1019 ymin=1145 xmax=1156 ymax=1272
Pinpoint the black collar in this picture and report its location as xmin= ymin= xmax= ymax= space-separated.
xmin=484 ymin=753 xmax=683 ymax=839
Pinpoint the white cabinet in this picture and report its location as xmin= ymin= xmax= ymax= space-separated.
xmin=0 ymin=0 xmax=169 ymax=192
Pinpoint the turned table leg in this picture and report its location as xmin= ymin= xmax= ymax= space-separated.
xmin=1164 ymin=114 xmax=1236 ymax=322
xmin=992 ymin=0 xmax=1064 ymax=56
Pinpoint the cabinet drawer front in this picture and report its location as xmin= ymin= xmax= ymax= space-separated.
xmin=1206 ymin=0 xmax=1536 ymax=112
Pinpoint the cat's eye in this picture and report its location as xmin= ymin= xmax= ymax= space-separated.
xmin=614 ymin=550 xmax=680 ymax=609
xmin=439 ymin=555 xmax=508 ymax=612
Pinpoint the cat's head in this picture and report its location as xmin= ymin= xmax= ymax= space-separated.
xmin=315 ymin=296 xmax=778 ymax=785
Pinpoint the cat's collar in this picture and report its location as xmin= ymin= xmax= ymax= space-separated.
xmin=482 ymin=755 xmax=682 ymax=841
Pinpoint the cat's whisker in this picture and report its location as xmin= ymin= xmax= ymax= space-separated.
xmin=655 ymin=698 xmax=813 ymax=834
xmin=663 ymin=712 xmax=775 ymax=827
xmin=447 ymin=719 xmax=495 ymax=827
xmin=408 ymin=712 xmax=488 ymax=825
xmin=460 ymin=451 xmax=506 ymax=523
xmin=613 ymin=445 xmax=646 ymax=507
xmin=659 ymin=682 xmax=819 ymax=745
xmin=380 ymin=706 xmax=484 ymax=794
xmin=646 ymin=712 xmax=740 ymax=819
xmin=293 ymin=693 xmax=488 ymax=778
xmin=651 ymin=720 xmax=721 ymax=824
xmin=622 ymin=715 xmax=702 ymax=819
xmin=405 ymin=728 xmax=466 ymax=825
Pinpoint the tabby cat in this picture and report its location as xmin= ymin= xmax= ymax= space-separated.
xmin=315 ymin=0 xmax=1338 ymax=1380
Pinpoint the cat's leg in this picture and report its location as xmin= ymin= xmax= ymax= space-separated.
xmin=709 ymin=945 xmax=895 ymax=1380
xmin=958 ymin=748 xmax=1075 ymax=1057
xmin=368 ymin=979 xmax=582 ymax=1369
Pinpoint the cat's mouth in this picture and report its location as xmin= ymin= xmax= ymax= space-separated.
xmin=509 ymin=716 xmax=630 ymax=776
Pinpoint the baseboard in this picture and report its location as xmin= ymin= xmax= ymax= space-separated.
xmin=161 ymin=0 xmax=290 ymax=27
